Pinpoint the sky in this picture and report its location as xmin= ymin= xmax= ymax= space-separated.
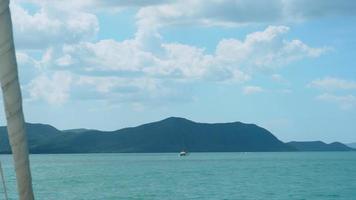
xmin=1 ymin=0 xmax=356 ymax=143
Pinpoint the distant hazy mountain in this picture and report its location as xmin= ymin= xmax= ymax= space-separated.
xmin=287 ymin=141 xmax=355 ymax=151
xmin=0 ymin=117 xmax=295 ymax=153
xmin=346 ymin=143 xmax=356 ymax=149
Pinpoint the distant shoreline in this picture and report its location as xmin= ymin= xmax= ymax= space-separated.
xmin=0 ymin=151 xmax=355 ymax=155
xmin=0 ymin=117 xmax=354 ymax=154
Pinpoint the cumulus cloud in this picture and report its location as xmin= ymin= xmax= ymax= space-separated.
xmin=17 ymin=24 xmax=326 ymax=105
xmin=26 ymin=71 xmax=73 ymax=105
xmin=39 ymin=26 xmax=325 ymax=81
xmin=12 ymin=0 xmax=350 ymax=50
xmin=309 ymin=77 xmax=356 ymax=91
xmin=215 ymin=26 xmax=326 ymax=71
xmin=12 ymin=0 xmax=356 ymax=50
xmin=24 ymin=71 xmax=194 ymax=105
xmin=12 ymin=1 xmax=329 ymax=106
xmin=60 ymin=40 xmax=156 ymax=72
xmin=11 ymin=1 xmax=99 ymax=49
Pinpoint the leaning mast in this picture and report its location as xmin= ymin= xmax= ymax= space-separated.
xmin=0 ymin=0 xmax=35 ymax=199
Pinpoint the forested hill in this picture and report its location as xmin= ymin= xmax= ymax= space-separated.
xmin=0 ymin=117 xmax=351 ymax=153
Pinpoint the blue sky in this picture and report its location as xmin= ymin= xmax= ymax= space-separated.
xmin=2 ymin=0 xmax=356 ymax=143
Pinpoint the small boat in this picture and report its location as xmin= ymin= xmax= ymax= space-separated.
xmin=179 ymin=151 xmax=188 ymax=156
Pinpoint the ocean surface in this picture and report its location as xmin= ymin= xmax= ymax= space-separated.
xmin=0 ymin=152 xmax=356 ymax=200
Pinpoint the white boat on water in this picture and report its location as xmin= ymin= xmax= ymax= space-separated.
xmin=179 ymin=151 xmax=188 ymax=156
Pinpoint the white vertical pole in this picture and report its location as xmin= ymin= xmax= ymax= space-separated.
xmin=0 ymin=0 xmax=35 ymax=199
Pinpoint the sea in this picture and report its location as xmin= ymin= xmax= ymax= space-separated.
xmin=0 ymin=152 xmax=356 ymax=200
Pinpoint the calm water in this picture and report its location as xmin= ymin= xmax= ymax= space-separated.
xmin=0 ymin=152 xmax=356 ymax=200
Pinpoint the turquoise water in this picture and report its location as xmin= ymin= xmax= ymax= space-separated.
xmin=0 ymin=152 xmax=356 ymax=200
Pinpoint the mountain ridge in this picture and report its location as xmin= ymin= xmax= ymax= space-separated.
xmin=346 ymin=142 xmax=356 ymax=149
xmin=287 ymin=141 xmax=354 ymax=151
xmin=0 ymin=117 xmax=353 ymax=153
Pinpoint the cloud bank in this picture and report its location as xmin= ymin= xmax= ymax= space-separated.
xmin=11 ymin=0 xmax=333 ymax=106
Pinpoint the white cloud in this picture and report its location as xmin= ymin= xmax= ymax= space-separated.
xmin=135 ymin=0 xmax=356 ymax=30
xmin=215 ymin=26 xmax=326 ymax=71
xmin=73 ymin=75 xmax=194 ymax=105
xmin=61 ymin=40 xmax=156 ymax=72
xmin=76 ymin=76 xmax=159 ymax=94
xmin=40 ymin=26 xmax=325 ymax=82
xmin=309 ymin=77 xmax=356 ymax=91
xmin=26 ymin=71 xmax=73 ymax=105
xmin=16 ymin=0 xmax=171 ymax=10
xmin=12 ymin=1 xmax=328 ymax=106
xmin=11 ymin=1 xmax=99 ymax=49
xmin=243 ymin=86 xmax=264 ymax=95
xmin=317 ymin=93 xmax=356 ymax=110
xmin=12 ymin=0 xmax=356 ymax=51
xmin=310 ymin=77 xmax=356 ymax=110
xmin=17 ymin=0 xmax=356 ymax=20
